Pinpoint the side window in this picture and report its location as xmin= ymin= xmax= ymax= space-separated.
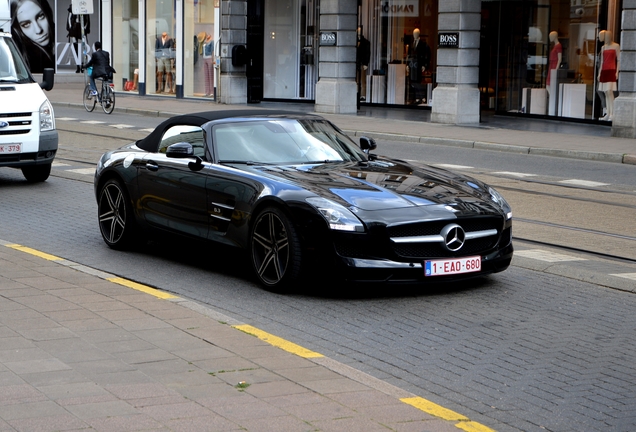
xmin=158 ymin=125 xmax=206 ymax=159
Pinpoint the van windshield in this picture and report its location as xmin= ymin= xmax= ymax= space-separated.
xmin=0 ymin=36 xmax=33 ymax=83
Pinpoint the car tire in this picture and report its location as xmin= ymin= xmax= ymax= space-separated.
xmin=250 ymin=206 xmax=302 ymax=292
xmin=21 ymin=164 xmax=51 ymax=182
xmin=98 ymin=179 xmax=137 ymax=250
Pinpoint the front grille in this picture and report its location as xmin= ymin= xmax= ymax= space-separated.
xmin=0 ymin=129 xmax=30 ymax=135
xmin=394 ymin=237 xmax=497 ymax=258
xmin=389 ymin=216 xmax=503 ymax=259
xmin=0 ymin=113 xmax=33 ymax=135
xmin=388 ymin=217 xmax=501 ymax=238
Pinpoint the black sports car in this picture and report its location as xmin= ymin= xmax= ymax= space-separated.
xmin=94 ymin=110 xmax=513 ymax=291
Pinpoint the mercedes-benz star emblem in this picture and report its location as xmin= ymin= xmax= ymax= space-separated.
xmin=441 ymin=223 xmax=465 ymax=252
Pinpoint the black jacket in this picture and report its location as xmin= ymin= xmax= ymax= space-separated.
xmin=85 ymin=49 xmax=111 ymax=78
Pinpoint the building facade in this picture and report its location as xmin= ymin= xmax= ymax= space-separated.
xmin=44 ymin=0 xmax=636 ymax=136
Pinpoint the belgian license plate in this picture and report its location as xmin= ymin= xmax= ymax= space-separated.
xmin=425 ymin=256 xmax=481 ymax=277
xmin=0 ymin=144 xmax=21 ymax=154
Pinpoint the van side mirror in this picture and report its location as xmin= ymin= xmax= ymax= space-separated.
xmin=39 ymin=68 xmax=54 ymax=91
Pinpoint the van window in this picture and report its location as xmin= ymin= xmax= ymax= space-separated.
xmin=0 ymin=36 xmax=32 ymax=82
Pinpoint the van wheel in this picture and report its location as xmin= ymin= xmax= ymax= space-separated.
xmin=21 ymin=164 xmax=51 ymax=182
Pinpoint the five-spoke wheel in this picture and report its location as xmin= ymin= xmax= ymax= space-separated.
xmin=250 ymin=207 xmax=301 ymax=292
xmin=98 ymin=179 xmax=135 ymax=249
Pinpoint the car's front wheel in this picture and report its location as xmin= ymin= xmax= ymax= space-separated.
xmin=250 ymin=206 xmax=302 ymax=292
xmin=21 ymin=164 xmax=51 ymax=182
xmin=98 ymin=179 xmax=136 ymax=250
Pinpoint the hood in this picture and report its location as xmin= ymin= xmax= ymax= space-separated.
xmin=0 ymin=83 xmax=47 ymax=113
xmin=249 ymin=159 xmax=499 ymax=212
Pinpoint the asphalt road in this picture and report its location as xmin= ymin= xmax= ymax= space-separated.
xmin=1 ymin=108 xmax=635 ymax=431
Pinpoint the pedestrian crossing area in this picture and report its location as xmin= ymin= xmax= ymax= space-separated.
xmin=56 ymin=117 xmax=154 ymax=133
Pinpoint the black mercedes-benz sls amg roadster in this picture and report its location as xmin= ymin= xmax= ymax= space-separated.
xmin=94 ymin=110 xmax=513 ymax=291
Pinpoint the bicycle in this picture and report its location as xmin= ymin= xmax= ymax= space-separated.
xmin=83 ymin=77 xmax=116 ymax=114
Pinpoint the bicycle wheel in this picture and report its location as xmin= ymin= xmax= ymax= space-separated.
xmin=102 ymin=83 xmax=115 ymax=114
xmin=83 ymin=84 xmax=96 ymax=112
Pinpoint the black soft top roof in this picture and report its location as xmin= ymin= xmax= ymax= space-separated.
xmin=136 ymin=109 xmax=319 ymax=152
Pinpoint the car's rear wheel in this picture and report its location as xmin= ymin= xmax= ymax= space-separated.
xmin=21 ymin=163 xmax=51 ymax=182
xmin=250 ymin=206 xmax=302 ymax=292
xmin=98 ymin=179 xmax=136 ymax=250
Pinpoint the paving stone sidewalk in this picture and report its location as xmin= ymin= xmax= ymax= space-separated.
xmin=0 ymin=241 xmax=478 ymax=432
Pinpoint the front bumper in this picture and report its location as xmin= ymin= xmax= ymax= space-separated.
xmin=0 ymin=130 xmax=58 ymax=168
xmin=333 ymin=242 xmax=514 ymax=283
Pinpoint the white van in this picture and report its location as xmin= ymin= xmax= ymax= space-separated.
xmin=0 ymin=0 xmax=57 ymax=182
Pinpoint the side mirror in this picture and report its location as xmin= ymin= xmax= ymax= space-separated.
xmin=166 ymin=142 xmax=194 ymax=158
xmin=359 ymin=136 xmax=377 ymax=154
xmin=39 ymin=68 xmax=54 ymax=91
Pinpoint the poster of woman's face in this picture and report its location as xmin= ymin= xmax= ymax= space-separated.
xmin=10 ymin=0 xmax=55 ymax=73
xmin=9 ymin=0 xmax=100 ymax=73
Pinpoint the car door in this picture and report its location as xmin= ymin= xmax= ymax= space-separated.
xmin=138 ymin=125 xmax=210 ymax=238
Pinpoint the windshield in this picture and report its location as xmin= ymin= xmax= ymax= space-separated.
xmin=0 ymin=36 xmax=33 ymax=83
xmin=213 ymin=119 xmax=367 ymax=165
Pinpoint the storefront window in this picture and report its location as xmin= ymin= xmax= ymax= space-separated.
xmin=481 ymin=0 xmax=621 ymax=121
xmin=113 ymin=0 xmax=138 ymax=92
xmin=146 ymin=0 xmax=176 ymax=96
xmin=359 ymin=0 xmax=438 ymax=106
xmin=185 ymin=0 xmax=216 ymax=98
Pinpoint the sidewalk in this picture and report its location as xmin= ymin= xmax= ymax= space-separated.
xmin=0 ymin=239 xmax=486 ymax=432
xmin=46 ymin=78 xmax=636 ymax=165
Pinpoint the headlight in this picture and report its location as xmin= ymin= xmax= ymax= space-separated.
xmin=488 ymin=186 xmax=512 ymax=220
xmin=306 ymin=197 xmax=365 ymax=232
xmin=39 ymin=100 xmax=55 ymax=131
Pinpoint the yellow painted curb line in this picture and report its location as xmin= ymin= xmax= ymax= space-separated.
xmin=401 ymin=397 xmax=469 ymax=421
xmin=107 ymin=277 xmax=178 ymax=299
xmin=455 ymin=421 xmax=497 ymax=432
xmin=233 ymin=324 xmax=324 ymax=358
xmin=401 ymin=397 xmax=496 ymax=432
xmin=3 ymin=243 xmax=177 ymax=301
xmin=6 ymin=244 xmax=62 ymax=261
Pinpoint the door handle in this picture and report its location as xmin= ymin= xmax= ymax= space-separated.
xmin=146 ymin=161 xmax=159 ymax=171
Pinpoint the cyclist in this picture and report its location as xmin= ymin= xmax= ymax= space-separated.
xmin=82 ymin=41 xmax=111 ymax=97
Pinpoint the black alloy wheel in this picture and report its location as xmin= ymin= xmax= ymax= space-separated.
xmin=250 ymin=207 xmax=302 ymax=292
xmin=98 ymin=179 xmax=136 ymax=249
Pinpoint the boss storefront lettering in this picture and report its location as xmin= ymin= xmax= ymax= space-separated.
xmin=438 ymin=32 xmax=459 ymax=48
xmin=320 ymin=32 xmax=337 ymax=46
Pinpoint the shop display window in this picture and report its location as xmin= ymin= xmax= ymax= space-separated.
xmin=481 ymin=0 xmax=621 ymax=121
xmin=358 ymin=0 xmax=438 ymax=107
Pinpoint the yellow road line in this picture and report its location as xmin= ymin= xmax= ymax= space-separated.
xmin=233 ymin=324 xmax=324 ymax=358
xmin=107 ymin=277 xmax=178 ymax=299
xmin=455 ymin=421 xmax=497 ymax=432
xmin=5 ymin=244 xmax=62 ymax=261
xmin=401 ymin=397 xmax=496 ymax=432
xmin=401 ymin=397 xmax=469 ymax=421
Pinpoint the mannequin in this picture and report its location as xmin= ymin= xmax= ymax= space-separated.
xmin=202 ymin=33 xmax=215 ymax=97
xmin=407 ymin=28 xmax=431 ymax=104
xmin=598 ymin=30 xmax=620 ymax=121
xmin=547 ymin=31 xmax=562 ymax=94
xmin=155 ymin=31 xmax=174 ymax=93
